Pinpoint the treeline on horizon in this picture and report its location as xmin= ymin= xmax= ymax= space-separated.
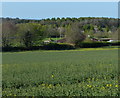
xmin=0 ymin=17 xmax=120 ymax=51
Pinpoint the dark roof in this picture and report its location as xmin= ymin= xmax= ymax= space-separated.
xmin=56 ymin=38 xmax=66 ymax=43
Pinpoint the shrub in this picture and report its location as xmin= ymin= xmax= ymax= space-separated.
xmin=42 ymin=43 xmax=75 ymax=50
xmin=76 ymin=41 xmax=120 ymax=48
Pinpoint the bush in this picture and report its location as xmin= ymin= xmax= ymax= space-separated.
xmin=2 ymin=42 xmax=120 ymax=52
xmin=76 ymin=41 xmax=120 ymax=48
xmin=2 ymin=46 xmax=42 ymax=52
xmin=42 ymin=43 xmax=75 ymax=50
xmin=2 ymin=43 xmax=75 ymax=52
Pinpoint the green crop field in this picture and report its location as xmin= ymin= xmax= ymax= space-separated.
xmin=2 ymin=48 xmax=119 ymax=96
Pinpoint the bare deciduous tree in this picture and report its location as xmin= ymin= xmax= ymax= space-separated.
xmin=2 ymin=22 xmax=17 ymax=47
xmin=66 ymin=23 xmax=86 ymax=45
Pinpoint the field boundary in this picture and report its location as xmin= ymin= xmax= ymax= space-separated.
xmin=2 ymin=48 xmax=119 ymax=54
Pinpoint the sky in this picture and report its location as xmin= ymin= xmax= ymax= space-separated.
xmin=1 ymin=2 xmax=118 ymax=20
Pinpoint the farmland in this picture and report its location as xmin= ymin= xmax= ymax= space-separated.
xmin=2 ymin=48 xmax=119 ymax=96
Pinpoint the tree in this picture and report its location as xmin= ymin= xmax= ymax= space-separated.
xmin=2 ymin=22 xmax=17 ymax=47
xmin=111 ymin=28 xmax=120 ymax=40
xmin=57 ymin=27 xmax=65 ymax=38
xmin=0 ymin=23 xmax=2 ymax=47
xmin=17 ymin=23 xmax=44 ymax=47
xmin=44 ymin=25 xmax=59 ymax=38
xmin=22 ymin=30 xmax=32 ymax=47
xmin=66 ymin=23 xmax=86 ymax=45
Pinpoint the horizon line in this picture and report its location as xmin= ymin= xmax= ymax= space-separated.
xmin=1 ymin=16 xmax=119 ymax=20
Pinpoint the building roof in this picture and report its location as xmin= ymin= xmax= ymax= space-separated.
xmin=56 ymin=38 xmax=66 ymax=43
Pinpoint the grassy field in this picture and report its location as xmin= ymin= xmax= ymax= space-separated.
xmin=2 ymin=48 xmax=119 ymax=96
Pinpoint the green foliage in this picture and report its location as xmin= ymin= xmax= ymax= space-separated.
xmin=42 ymin=43 xmax=74 ymax=50
xmin=23 ymin=31 xmax=33 ymax=47
xmin=83 ymin=24 xmax=94 ymax=31
xmin=16 ymin=23 xmax=44 ymax=47
xmin=2 ymin=49 xmax=119 ymax=96
xmin=76 ymin=42 xmax=120 ymax=48
xmin=1 ymin=17 xmax=120 ymax=48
